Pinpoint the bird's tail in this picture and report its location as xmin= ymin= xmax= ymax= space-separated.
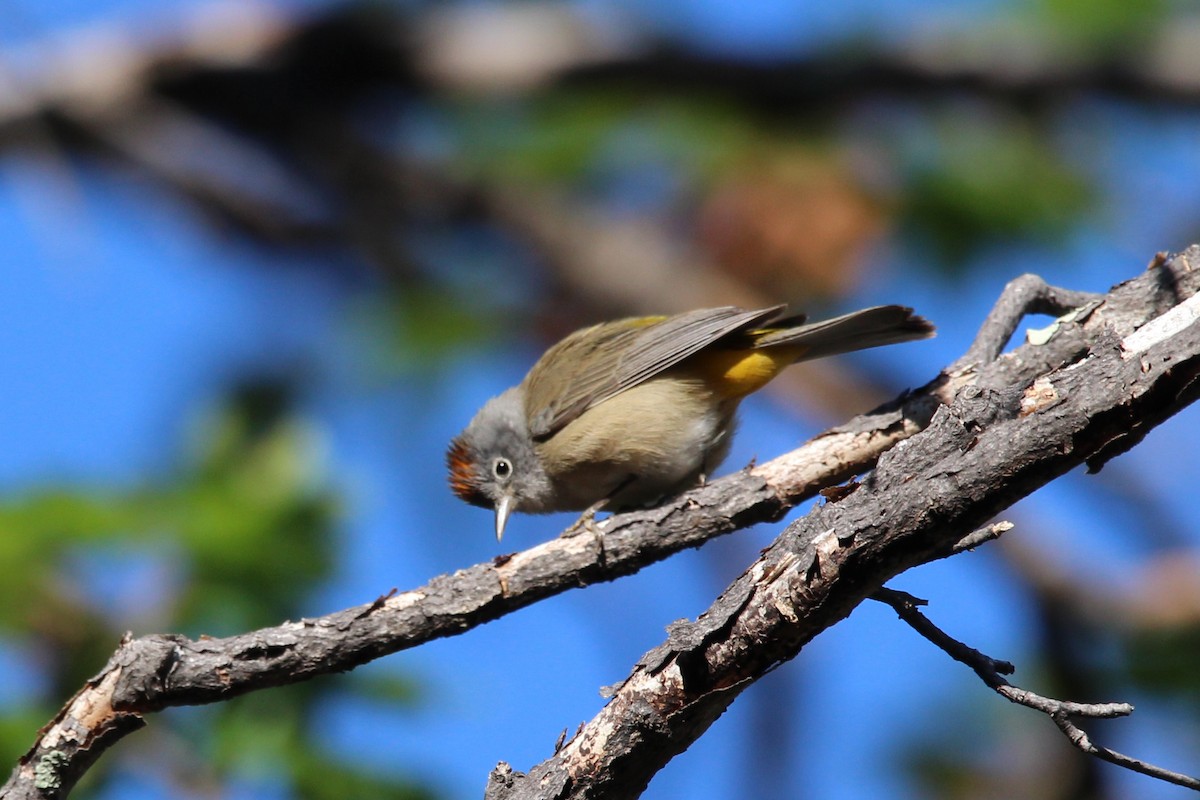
xmin=753 ymin=305 xmax=935 ymax=360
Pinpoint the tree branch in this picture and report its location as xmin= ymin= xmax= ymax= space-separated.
xmin=485 ymin=249 xmax=1200 ymax=799
xmin=950 ymin=272 xmax=1104 ymax=371
xmin=872 ymin=588 xmax=1200 ymax=791
xmin=4 ymin=249 xmax=1200 ymax=798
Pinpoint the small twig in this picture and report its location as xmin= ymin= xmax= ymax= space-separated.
xmin=939 ymin=520 xmax=1013 ymax=560
xmin=873 ymin=588 xmax=1017 ymax=678
xmin=951 ymin=274 xmax=1103 ymax=371
xmin=1046 ymin=713 xmax=1200 ymax=790
xmin=872 ymin=588 xmax=1200 ymax=792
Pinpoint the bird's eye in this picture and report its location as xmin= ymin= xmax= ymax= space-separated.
xmin=493 ymin=458 xmax=512 ymax=479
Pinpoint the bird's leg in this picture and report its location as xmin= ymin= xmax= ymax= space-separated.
xmin=560 ymin=498 xmax=610 ymax=539
xmin=560 ymin=474 xmax=636 ymax=539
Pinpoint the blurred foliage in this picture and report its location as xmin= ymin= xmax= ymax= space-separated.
xmin=454 ymin=91 xmax=757 ymax=187
xmin=898 ymin=115 xmax=1094 ymax=269
xmin=1125 ymin=625 xmax=1200 ymax=707
xmin=0 ymin=380 xmax=435 ymax=799
xmin=898 ymin=670 xmax=1095 ymax=800
xmin=448 ymin=85 xmax=1097 ymax=283
xmin=899 ymin=688 xmax=1010 ymax=800
xmin=1026 ymin=0 xmax=1167 ymax=54
xmin=348 ymin=287 xmax=509 ymax=380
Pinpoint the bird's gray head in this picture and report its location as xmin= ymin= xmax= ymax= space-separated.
xmin=446 ymin=387 xmax=551 ymax=541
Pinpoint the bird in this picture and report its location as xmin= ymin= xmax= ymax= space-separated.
xmin=447 ymin=304 xmax=933 ymax=540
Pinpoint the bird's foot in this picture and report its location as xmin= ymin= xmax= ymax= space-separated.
xmin=561 ymin=499 xmax=609 ymax=539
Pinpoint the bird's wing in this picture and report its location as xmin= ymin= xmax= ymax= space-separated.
xmin=524 ymin=305 xmax=786 ymax=440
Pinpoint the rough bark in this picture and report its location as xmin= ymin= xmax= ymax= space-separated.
xmin=4 ymin=249 xmax=1200 ymax=799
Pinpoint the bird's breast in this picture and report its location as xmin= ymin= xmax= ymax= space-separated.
xmin=534 ymin=377 xmax=735 ymax=511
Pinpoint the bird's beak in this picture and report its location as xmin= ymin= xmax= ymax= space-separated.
xmin=494 ymin=494 xmax=514 ymax=542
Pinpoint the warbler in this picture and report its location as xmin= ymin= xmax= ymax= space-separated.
xmin=447 ymin=304 xmax=933 ymax=540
